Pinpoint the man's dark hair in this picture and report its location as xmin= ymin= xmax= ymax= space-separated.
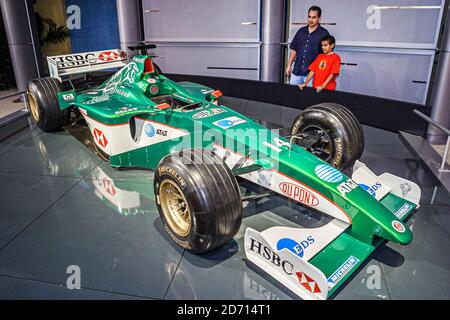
xmin=322 ymin=35 xmax=335 ymax=46
xmin=308 ymin=6 xmax=322 ymax=17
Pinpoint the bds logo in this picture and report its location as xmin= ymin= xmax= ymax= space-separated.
xmin=359 ymin=181 xmax=382 ymax=198
xmin=277 ymin=236 xmax=315 ymax=259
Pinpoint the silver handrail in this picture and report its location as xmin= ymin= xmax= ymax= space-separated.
xmin=414 ymin=109 xmax=450 ymax=173
xmin=0 ymin=90 xmax=26 ymax=101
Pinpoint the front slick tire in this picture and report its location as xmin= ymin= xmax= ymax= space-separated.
xmin=155 ymin=148 xmax=242 ymax=254
xmin=291 ymin=103 xmax=364 ymax=170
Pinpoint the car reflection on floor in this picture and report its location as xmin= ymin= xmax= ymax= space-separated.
xmin=34 ymin=122 xmax=156 ymax=217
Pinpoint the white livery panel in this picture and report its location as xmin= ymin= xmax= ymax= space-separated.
xmin=47 ymin=49 xmax=128 ymax=79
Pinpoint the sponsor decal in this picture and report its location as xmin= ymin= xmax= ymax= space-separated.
xmin=201 ymin=89 xmax=214 ymax=94
xmin=327 ymin=256 xmax=360 ymax=289
xmin=146 ymin=78 xmax=156 ymax=84
xmin=277 ymin=237 xmax=315 ymax=259
xmin=173 ymin=93 xmax=194 ymax=103
xmin=296 ymin=272 xmax=321 ymax=293
xmin=115 ymin=88 xmax=130 ymax=98
xmin=279 ymin=182 xmax=319 ymax=207
xmin=85 ymin=94 xmax=109 ymax=105
xmin=337 ymin=179 xmax=358 ymax=197
xmin=156 ymin=129 xmax=168 ymax=137
xmin=315 ymin=164 xmax=344 ymax=183
xmin=98 ymin=51 xmax=120 ymax=62
xmin=115 ymin=106 xmax=138 ymax=115
xmin=62 ymin=93 xmax=75 ymax=101
xmin=51 ymin=52 xmax=96 ymax=68
xmin=133 ymin=57 xmax=145 ymax=63
xmin=150 ymin=85 xmax=159 ymax=95
xmin=192 ymin=108 xmax=226 ymax=119
xmin=392 ymin=220 xmax=406 ymax=233
xmin=248 ymin=238 xmax=294 ymax=275
xmin=145 ymin=123 xmax=156 ymax=138
xmin=359 ymin=181 xmax=382 ymax=198
xmin=332 ymin=138 xmax=343 ymax=167
xmin=400 ymin=183 xmax=411 ymax=197
xmin=157 ymin=165 xmax=187 ymax=189
xmin=213 ymin=116 xmax=246 ymax=129
xmin=394 ymin=203 xmax=413 ymax=219
xmin=93 ymin=128 xmax=108 ymax=148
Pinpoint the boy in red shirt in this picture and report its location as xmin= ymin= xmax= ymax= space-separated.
xmin=299 ymin=35 xmax=341 ymax=92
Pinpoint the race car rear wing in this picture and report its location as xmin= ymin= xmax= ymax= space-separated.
xmin=47 ymin=49 xmax=128 ymax=79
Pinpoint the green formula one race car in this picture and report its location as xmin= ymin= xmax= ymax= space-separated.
xmin=26 ymin=44 xmax=421 ymax=300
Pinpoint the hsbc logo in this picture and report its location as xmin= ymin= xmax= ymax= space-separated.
xmin=93 ymin=128 xmax=108 ymax=148
xmin=279 ymin=182 xmax=319 ymax=206
xmin=296 ymin=272 xmax=321 ymax=293
xmin=248 ymin=238 xmax=294 ymax=275
xmin=248 ymin=238 xmax=322 ymax=294
xmin=50 ymin=50 xmax=126 ymax=69
xmin=99 ymin=51 xmax=120 ymax=62
xmin=53 ymin=53 xmax=95 ymax=68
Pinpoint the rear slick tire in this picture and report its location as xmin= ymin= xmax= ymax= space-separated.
xmin=27 ymin=77 xmax=70 ymax=132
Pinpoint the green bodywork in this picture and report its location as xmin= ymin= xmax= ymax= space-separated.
xmin=57 ymin=55 xmax=416 ymax=298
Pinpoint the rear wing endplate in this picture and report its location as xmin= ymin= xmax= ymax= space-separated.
xmin=47 ymin=49 xmax=128 ymax=79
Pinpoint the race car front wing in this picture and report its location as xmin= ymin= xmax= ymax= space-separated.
xmin=244 ymin=161 xmax=421 ymax=300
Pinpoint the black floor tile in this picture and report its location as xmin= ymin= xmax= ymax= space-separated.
xmin=380 ymin=204 xmax=450 ymax=299
xmin=0 ymin=172 xmax=78 ymax=249
xmin=0 ymin=176 xmax=183 ymax=299
xmin=0 ymin=130 xmax=101 ymax=177
xmin=0 ymin=275 xmax=149 ymax=300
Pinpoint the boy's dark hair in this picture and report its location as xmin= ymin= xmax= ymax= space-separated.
xmin=308 ymin=6 xmax=322 ymax=17
xmin=322 ymin=35 xmax=336 ymax=46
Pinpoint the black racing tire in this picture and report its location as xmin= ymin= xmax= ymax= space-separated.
xmin=291 ymin=103 xmax=364 ymax=170
xmin=312 ymin=103 xmax=365 ymax=160
xmin=309 ymin=103 xmax=364 ymax=162
xmin=26 ymin=77 xmax=70 ymax=132
xmin=154 ymin=148 xmax=242 ymax=253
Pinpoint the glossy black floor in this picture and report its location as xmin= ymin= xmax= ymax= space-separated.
xmin=0 ymin=97 xmax=449 ymax=300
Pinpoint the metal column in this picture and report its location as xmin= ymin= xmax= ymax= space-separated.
xmin=428 ymin=1 xmax=450 ymax=144
xmin=0 ymin=0 xmax=43 ymax=92
xmin=116 ymin=0 xmax=143 ymax=55
xmin=260 ymin=0 xmax=286 ymax=82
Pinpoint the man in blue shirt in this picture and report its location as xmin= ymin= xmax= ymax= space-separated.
xmin=286 ymin=6 xmax=330 ymax=85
